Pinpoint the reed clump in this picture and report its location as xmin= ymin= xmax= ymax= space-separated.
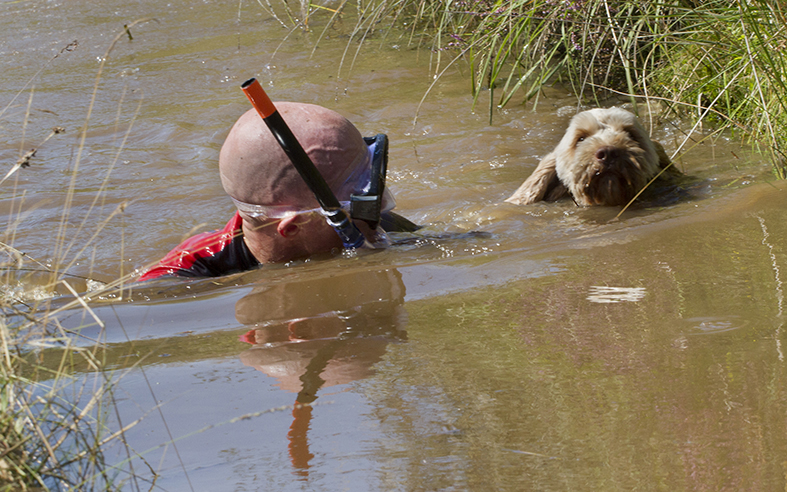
xmin=0 ymin=23 xmax=158 ymax=490
xmin=0 ymin=303 xmax=124 ymax=491
xmin=0 ymin=161 xmax=137 ymax=489
xmin=346 ymin=0 xmax=787 ymax=175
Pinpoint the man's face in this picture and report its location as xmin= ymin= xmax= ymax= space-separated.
xmin=291 ymin=210 xmax=388 ymax=261
xmin=290 ymin=212 xmax=345 ymax=254
xmin=240 ymin=210 xmax=344 ymax=263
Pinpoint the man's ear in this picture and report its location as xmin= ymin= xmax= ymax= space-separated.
xmin=277 ymin=216 xmax=300 ymax=238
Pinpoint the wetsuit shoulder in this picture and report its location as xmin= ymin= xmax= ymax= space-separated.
xmin=138 ymin=212 xmax=260 ymax=281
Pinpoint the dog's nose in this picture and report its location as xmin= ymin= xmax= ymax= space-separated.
xmin=595 ymin=146 xmax=619 ymax=164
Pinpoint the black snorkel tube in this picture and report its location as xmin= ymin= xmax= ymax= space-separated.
xmin=240 ymin=78 xmax=367 ymax=250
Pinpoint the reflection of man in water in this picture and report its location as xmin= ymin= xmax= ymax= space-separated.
xmin=139 ymin=103 xmax=416 ymax=281
xmin=236 ymin=268 xmax=407 ymax=476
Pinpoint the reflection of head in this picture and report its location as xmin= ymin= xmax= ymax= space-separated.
xmin=219 ymin=103 xmax=368 ymax=210
xmin=237 ymin=268 xmax=407 ymax=393
xmin=235 ymin=269 xmax=405 ymax=325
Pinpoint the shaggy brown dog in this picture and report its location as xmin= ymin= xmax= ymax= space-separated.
xmin=506 ymin=108 xmax=675 ymax=207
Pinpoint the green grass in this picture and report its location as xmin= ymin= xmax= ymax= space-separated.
xmin=325 ymin=0 xmax=787 ymax=176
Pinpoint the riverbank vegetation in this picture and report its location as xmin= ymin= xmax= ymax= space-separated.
xmin=0 ymin=23 xmax=151 ymax=490
xmin=1 ymin=305 xmax=128 ymax=490
xmin=0 ymin=136 xmax=136 ymax=489
xmin=338 ymin=0 xmax=787 ymax=176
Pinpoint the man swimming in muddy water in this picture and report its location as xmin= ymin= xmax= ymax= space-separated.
xmin=138 ymin=102 xmax=417 ymax=281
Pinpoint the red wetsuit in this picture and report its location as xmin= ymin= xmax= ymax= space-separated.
xmin=138 ymin=212 xmax=259 ymax=281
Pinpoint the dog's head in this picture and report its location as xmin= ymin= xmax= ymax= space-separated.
xmin=554 ymin=108 xmax=661 ymax=206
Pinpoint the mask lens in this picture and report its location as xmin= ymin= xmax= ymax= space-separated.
xmin=232 ymin=198 xmax=350 ymax=219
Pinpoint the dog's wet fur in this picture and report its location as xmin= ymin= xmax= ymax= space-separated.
xmin=506 ymin=108 xmax=680 ymax=207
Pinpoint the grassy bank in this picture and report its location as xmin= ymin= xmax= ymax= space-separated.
xmin=341 ymin=0 xmax=787 ymax=175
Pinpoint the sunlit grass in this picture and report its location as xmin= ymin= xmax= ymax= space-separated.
xmin=0 ymin=22 xmax=157 ymax=490
xmin=329 ymin=0 xmax=787 ymax=175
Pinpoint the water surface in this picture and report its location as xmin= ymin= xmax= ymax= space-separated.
xmin=3 ymin=0 xmax=787 ymax=490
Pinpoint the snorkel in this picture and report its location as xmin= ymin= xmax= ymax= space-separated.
xmin=240 ymin=78 xmax=369 ymax=250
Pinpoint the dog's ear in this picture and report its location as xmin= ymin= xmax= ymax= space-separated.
xmin=653 ymin=140 xmax=681 ymax=176
xmin=505 ymin=152 xmax=567 ymax=205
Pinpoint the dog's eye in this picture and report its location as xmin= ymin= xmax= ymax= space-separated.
xmin=574 ymin=131 xmax=590 ymax=146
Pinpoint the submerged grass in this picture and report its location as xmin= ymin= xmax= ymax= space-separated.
xmin=317 ymin=0 xmax=787 ymax=175
xmin=1 ymin=323 xmax=136 ymax=490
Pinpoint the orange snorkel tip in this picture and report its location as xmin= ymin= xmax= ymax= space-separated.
xmin=241 ymin=78 xmax=277 ymax=119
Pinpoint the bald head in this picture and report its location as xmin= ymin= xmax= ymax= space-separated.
xmin=219 ymin=102 xmax=368 ymax=209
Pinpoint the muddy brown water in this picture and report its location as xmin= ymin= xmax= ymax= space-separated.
xmin=4 ymin=0 xmax=787 ymax=490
